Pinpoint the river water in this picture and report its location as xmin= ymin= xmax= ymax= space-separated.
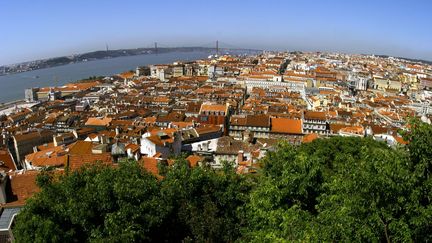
xmin=0 ymin=51 xmax=213 ymax=103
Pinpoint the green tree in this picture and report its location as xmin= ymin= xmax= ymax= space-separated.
xmin=14 ymin=158 xmax=252 ymax=242
xmin=154 ymin=157 xmax=253 ymax=242
xmin=242 ymin=134 xmax=432 ymax=242
xmin=401 ymin=118 xmax=432 ymax=241
xmin=315 ymin=144 xmax=415 ymax=242
xmin=14 ymin=161 xmax=164 ymax=243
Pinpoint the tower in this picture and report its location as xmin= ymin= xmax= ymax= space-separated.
xmin=216 ymin=40 xmax=219 ymax=56
xmin=154 ymin=42 xmax=158 ymax=54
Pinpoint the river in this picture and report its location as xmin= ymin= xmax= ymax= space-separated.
xmin=0 ymin=51 xmax=213 ymax=103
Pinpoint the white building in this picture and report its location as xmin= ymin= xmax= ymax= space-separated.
xmin=243 ymin=79 xmax=306 ymax=97
xmin=140 ymin=130 xmax=182 ymax=158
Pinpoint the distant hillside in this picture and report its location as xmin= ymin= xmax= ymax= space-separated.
xmin=75 ymin=47 xmax=211 ymax=61
xmin=0 ymin=47 xmax=261 ymax=76
xmin=375 ymin=54 xmax=432 ymax=65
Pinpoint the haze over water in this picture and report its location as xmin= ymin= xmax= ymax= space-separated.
xmin=0 ymin=51 xmax=211 ymax=103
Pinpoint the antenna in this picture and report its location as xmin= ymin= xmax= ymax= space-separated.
xmin=154 ymin=42 xmax=158 ymax=54
xmin=54 ymin=76 xmax=58 ymax=88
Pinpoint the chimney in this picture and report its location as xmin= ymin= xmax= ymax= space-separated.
xmin=100 ymin=134 xmax=107 ymax=144
xmin=242 ymin=130 xmax=253 ymax=143
xmin=0 ymin=171 xmax=8 ymax=204
xmin=365 ymin=126 xmax=373 ymax=137
xmin=202 ymin=141 xmax=209 ymax=152
xmin=72 ymin=130 xmax=78 ymax=139
xmin=237 ymin=150 xmax=244 ymax=164
xmin=127 ymin=148 xmax=132 ymax=158
xmin=53 ymin=135 xmax=58 ymax=147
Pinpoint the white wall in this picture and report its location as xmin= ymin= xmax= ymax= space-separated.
xmin=140 ymin=138 xmax=157 ymax=157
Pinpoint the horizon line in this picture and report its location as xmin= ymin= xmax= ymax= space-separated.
xmin=1 ymin=45 xmax=431 ymax=67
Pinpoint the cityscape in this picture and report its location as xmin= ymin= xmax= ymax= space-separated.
xmin=0 ymin=0 xmax=431 ymax=242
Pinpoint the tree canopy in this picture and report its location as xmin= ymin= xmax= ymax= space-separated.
xmin=13 ymin=119 xmax=432 ymax=242
xmin=13 ymin=158 xmax=252 ymax=242
xmin=243 ymin=119 xmax=432 ymax=242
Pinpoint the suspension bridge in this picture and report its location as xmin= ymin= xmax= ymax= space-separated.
xmin=109 ymin=40 xmax=262 ymax=56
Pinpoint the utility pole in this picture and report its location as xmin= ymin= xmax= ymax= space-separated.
xmin=154 ymin=42 xmax=158 ymax=54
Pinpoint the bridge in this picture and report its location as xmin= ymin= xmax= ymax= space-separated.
xmin=135 ymin=40 xmax=262 ymax=55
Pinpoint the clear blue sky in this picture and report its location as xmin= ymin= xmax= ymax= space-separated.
xmin=1 ymin=0 xmax=431 ymax=65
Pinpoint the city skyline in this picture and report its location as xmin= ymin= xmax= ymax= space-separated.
xmin=1 ymin=0 xmax=432 ymax=65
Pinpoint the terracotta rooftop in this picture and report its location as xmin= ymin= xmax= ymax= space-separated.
xmin=271 ymin=118 xmax=303 ymax=134
xmin=171 ymin=121 xmax=194 ymax=129
xmin=85 ymin=117 xmax=112 ymax=126
xmin=0 ymin=150 xmax=16 ymax=171
xmin=246 ymin=114 xmax=270 ymax=127
xmin=139 ymin=157 xmax=161 ymax=178
xmin=148 ymin=128 xmax=177 ymax=136
xmin=230 ymin=116 xmax=247 ymax=126
xmin=329 ymin=123 xmax=351 ymax=133
xmin=146 ymin=134 xmax=175 ymax=146
xmin=153 ymin=96 xmax=171 ymax=103
xmin=393 ymin=134 xmax=408 ymax=145
xmin=68 ymin=153 xmax=113 ymax=171
xmin=199 ymin=103 xmax=228 ymax=114
xmin=37 ymin=142 xmax=54 ymax=151
xmin=186 ymin=155 xmax=203 ymax=167
xmin=118 ymin=71 xmax=135 ymax=79
xmin=195 ymin=125 xmax=222 ymax=135
xmin=304 ymin=111 xmax=327 ymax=120
xmin=38 ymin=81 xmax=99 ymax=93
xmin=302 ymin=133 xmax=319 ymax=143
xmin=68 ymin=141 xmax=94 ymax=155
xmin=25 ymin=145 xmax=68 ymax=167
xmin=4 ymin=171 xmax=40 ymax=207
xmin=125 ymin=143 xmax=140 ymax=153
xmin=339 ymin=126 xmax=365 ymax=135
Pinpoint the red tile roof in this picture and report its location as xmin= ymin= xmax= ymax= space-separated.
xmin=68 ymin=141 xmax=94 ymax=155
xmin=4 ymin=171 xmax=40 ymax=207
xmin=271 ymin=118 xmax=303 ymax=134
xmin=200 ymin=103 xmax=228 ymax=114
xmin=304 ymin=111 xmax=327 ymax=120
xmin=140 ymin=157 xmax=161 ymax=178
xmin=68 ymin=153 xmax=113 ymax=171
xmin=25 ymin=145 xmax=68 ymax=167
xmin=118 ymin=71 xmax=135 ymax=79
xmin=302 ymin=133 xmax=319 ymax=143
xmin=393 ymin=135 xmax=408 ymax=145
xmin=125 ymin=143 xmax=140 ymax=153
xmin=339 ymin=126 xmax=364 ymax=135
xmin=186 ymin=155 xmax=203 ymax=167
xmin=38 ymin=81 xmax=99 ymax=93
xmin=85 ymin=117 xmax=112 ymax=126
xmin=330 ymin=123 xmax=350 ymax=133
xmin=0 ymin=150 xmax=16 ymax=171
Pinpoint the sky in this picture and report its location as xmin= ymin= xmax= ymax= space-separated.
xmin=1 ymin=0 xmax=431 ymax=65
